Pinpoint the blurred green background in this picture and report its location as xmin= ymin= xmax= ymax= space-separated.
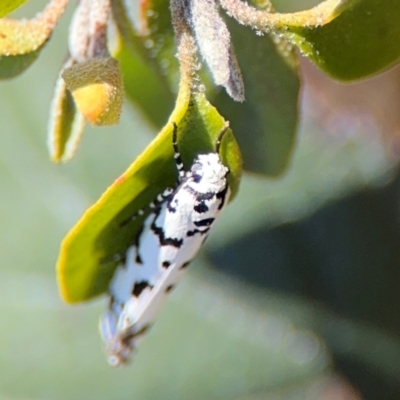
xmin=1 ymin=0 xmax=400 ymax=399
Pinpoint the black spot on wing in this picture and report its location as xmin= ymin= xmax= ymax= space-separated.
xmin=167 ymin=204 xmax=176 ymax=213
xmin=216 ymin=184 xmax=229 ymax=210
xmin=198 ymin=191 xmax=216 ymax=201
xmin=193 ymin=191 xmax=218 ymax=214
xmin=132 ymin=281 xmax=153 ymax=297
xmin=136 ymin=324 xmax=152 ymax=336
xmin=167 ymin=197 xmax=178 ymax=213
xmin=194 ymin=201 xmax=208 ymax=213
xmin=120 ymin=335 xmax=135 ymax=350
xmin=122 ymin=324 xmax=152 ymax=344
xmin=162 ymin=261 xmax=171 ymax=269
xmin=185 ymin=186 xmax=216 ymax=201
xmin=187 ymin=227 xmax=210 ymax=236
xmin=165 ymin=284 xmax=175 ymax=293
xmin=194 ymin=218 xmax=214 ymax=227
xmin=133 ymin=225 xmax=144 ymax=265
xmin=180 ymin=261 xmax=192 ymax=269
xmin=151 ymin=209 xmax=183 ymax=248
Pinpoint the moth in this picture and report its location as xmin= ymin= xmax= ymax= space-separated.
xmin=99 ymin=122 xmax=231 ymax=366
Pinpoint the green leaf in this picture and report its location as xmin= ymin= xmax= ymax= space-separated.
xmin=141 ymin=0 xmax=181 ymax=89
xmin=0 ymin=0 xmax=67 ymax=78
xmin=278 ymin=0 xmax=400 ymax=80
xmin=0 ymin=0 xmax=28 ymax=17
xmin=57 ymin=87 xmax=242 ymax=303
xmin=0 ymin=4 xmax=65 ymax=55
xmin=111 ymin=0 xmax=175 ymax=127
xmin=0 ymin=46 xmax=42 ymax=79
xmin=47 ymin=60 xmax=86 ymax=163
xmin=213 ymin=16 xmax=300 ymax=176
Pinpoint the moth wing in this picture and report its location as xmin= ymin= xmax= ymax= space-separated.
xmin=119 ymin=256 xmax=184 ymax=334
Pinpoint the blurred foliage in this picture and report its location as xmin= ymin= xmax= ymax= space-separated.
xmin=274 ymin=0 xmax=400 ymax=81
xmin=1 ymin=0 xmax=400 ymax=400
xmin=0 ymin=0 xmax=28 ymax=18
xmin=0 ymin=0 xmax=67 ymax=78
xmin=111 ymin=0 xmax=174 ymax=127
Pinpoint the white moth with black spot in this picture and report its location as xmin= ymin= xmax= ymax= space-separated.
xmin=99 ymin=122 xmax=231 ymax=366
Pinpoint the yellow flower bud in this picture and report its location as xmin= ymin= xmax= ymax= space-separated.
xmin=63 ymin=57 xmax=123 ymax=126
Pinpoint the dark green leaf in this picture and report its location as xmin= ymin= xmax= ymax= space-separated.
xmin=111 ymin=0 xmax=175 ymax=127
xmin=279 ymin=0 xmax=400 ymax=80
xmin=0 ymin=46 xmax=42 ymax=79
xmin=213 ymin=16 xmax=300 ymax=176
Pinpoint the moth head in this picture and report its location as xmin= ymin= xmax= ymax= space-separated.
xmin=190 ymin=153 xmax=229 ymax=188
xmin=190 ymin=123 xmax=231 ymax=187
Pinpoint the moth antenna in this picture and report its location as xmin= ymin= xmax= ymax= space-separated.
xmin=215 ymin=122 xmax=230 ymax=153
xmin=172 ymin=122 xmax=186 ymax=180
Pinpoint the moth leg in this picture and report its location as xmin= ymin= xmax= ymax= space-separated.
xmin=100 ymin=250 xmax=126 ymax=265
xmin=118 ymin=121 xmax=184 ymax=229
xmin=215 ymin=122 xmax=230 ymax=153
xmin=149 ymin=187 xmax=175 ymax=210
xmin=119 ymin=187 xmax=174 ymax=228
xmin=172 ymin=122 xmax=186 ymax=181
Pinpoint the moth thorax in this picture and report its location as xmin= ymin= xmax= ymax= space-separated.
xmin=191 ymin=154 xmax=229 ymax=189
